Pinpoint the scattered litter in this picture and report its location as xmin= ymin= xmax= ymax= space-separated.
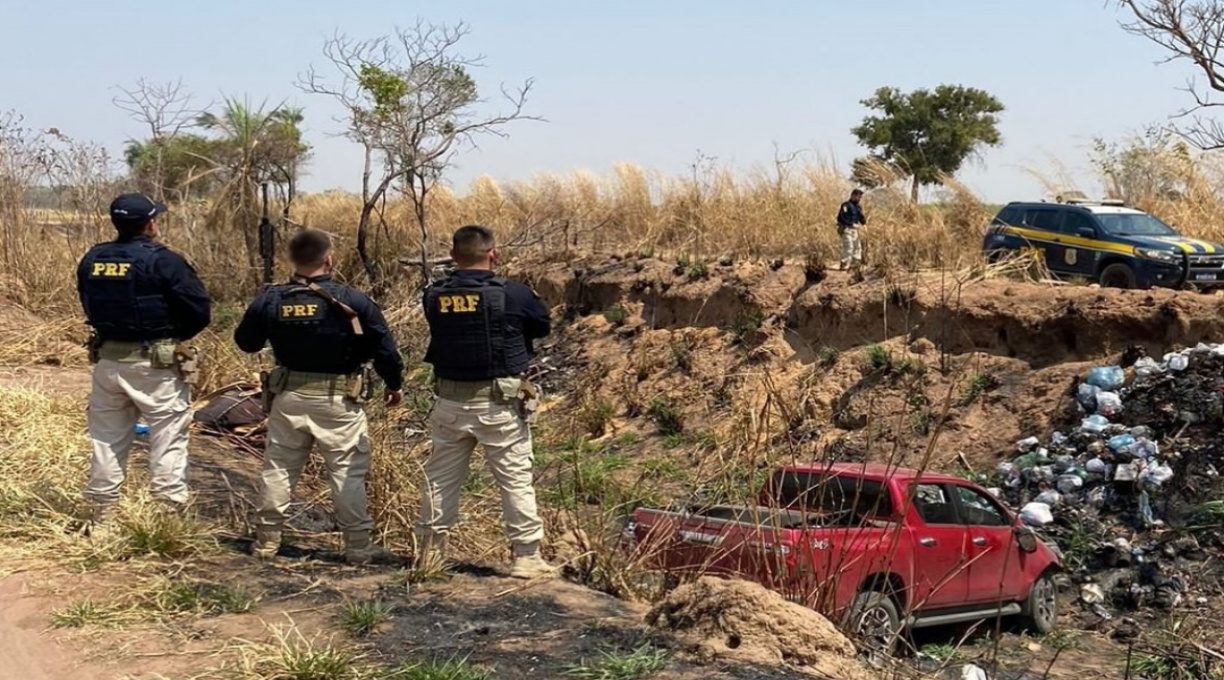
xmin=1087 ymin=366 xmax=1125 ymax=390
xmin=1000 ymin=345 xmax=1224 ymax=626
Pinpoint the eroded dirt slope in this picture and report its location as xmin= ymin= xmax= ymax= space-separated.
xmin=518 ymin=255 xmax=1224 ymax=469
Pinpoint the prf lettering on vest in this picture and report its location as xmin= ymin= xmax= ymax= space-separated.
xmin=279 ymin=303 xmax=321 ymax=318
xmin=438 ymin=294 xmax=481 ymax=313
xmin=90 ymin=262 xmax=133 ymax=278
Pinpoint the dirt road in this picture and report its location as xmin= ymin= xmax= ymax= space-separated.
xmin=0 ymin=576 xmax=106 ymax=680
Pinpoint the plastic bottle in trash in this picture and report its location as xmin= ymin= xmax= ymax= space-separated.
xmin=1166 ymin=353 xmax=1189 ymax=371
xmin=134 ymin=422 xmax=150 ymax=436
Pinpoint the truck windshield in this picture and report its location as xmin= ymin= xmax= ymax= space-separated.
xmin=1095 ymin=213 xmax=1178 ymax=236
xmin=768 ymin=471 xmax=893 ymax=518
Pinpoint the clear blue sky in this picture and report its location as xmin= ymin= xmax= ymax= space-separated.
xmin=0 ymin=0 xmax=1201 ymax=203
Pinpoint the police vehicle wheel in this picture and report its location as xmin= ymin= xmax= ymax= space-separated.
xmin=1099 ymin=263 xmax=1136 ymax=290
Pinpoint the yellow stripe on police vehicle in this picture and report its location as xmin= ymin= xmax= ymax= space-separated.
xmin=1147 ymin=236 xmax=1218 ymax=254
xmin=1003 ymin=226 xmax=1134 ymax=256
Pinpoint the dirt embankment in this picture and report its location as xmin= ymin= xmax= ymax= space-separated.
xmin=519 ymin=255 xmax=1224 ymax=467
xmin=526 ymin=255 xmax=1224 ymax=367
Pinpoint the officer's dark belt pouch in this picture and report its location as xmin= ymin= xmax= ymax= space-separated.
xmin=149 ymin=341 xmax=177 ymax=370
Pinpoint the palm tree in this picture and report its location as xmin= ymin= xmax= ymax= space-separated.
xmin=196 ymin=98 xmax=310 ymax=277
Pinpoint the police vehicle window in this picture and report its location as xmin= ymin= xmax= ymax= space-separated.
xmin=994 ymin=206 xmax=1022 ymax=225
xmin=770 ymin=471 xmax=894 ymax=518
xmin=952 ymin=486 xmax=1009 ymax=527
xmin=1096 ymin=213 xmax=1178 ymax=237
xmin=1062 ymin=212 xmax=1096 ymax=236
xmin=1025 ymin=210 xmax=1062 ymax=232
xmin=912 ymin=484 xmax=958 ymax=525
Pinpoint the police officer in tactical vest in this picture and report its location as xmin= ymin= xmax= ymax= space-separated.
xmin=234 ymin=229 xmax=405 ymax=564
xmin=77 ymin=193 xmax=212 ymax=530
xmin=417 ymin=225 xmax=555 ymax=579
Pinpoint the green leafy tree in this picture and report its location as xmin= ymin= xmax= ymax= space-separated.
xmin=122 ymin=134 xmax=221 ymax=201
xmin=301 ymin=20 xmax=539 ymax=286
xmin=851 ymin=84 xmax=1004 ymax=202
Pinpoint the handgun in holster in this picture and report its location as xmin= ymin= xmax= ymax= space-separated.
xmin=86 ymin=333 xmax=102 ymax=365
xmin=259 ymin=369 xmax=273 ymax=414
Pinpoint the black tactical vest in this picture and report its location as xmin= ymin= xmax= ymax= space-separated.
xmin=80 ymin=240 xmax=174 ymax=341
xmin=265 ymin=280 xmax=361 ymax=374
xmin=424 ymin=275 xmax=528 ymax=381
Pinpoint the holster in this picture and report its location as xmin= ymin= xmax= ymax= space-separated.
xmin=86 ymin=333 xmax=102 ymax=365
xmin=172 ymin=342 xmax=200 ymax=385
xmin=517 ymin=379 xmax=541 ymax=423
xmin=259 ymin=369 xmax=273 ymax=414
xmin=344 ymin=365 xmax=373 ymax=404
xmin=261 ymin=366 xmax=289 ymax=413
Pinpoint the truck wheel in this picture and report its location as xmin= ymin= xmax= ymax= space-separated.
xmin=845 ymin=591 xmax=901 ymax=656
xmin=1019 ymin=573 xmax=1058 ymax=634
xmin=1099 ymin=263 xmax=1137 ymax=289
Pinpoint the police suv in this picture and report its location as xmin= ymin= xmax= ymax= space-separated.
xmin=981 ymin=199 xmax=1224 ymax=290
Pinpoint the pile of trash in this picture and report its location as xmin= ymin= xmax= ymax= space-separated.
xmin=990 ymin=344 xmax=1224 ymax=624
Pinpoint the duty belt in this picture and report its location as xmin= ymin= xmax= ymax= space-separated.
xmin=282 ymin=370 xmax=346 ymax=396
xmin=435 ymin=378 xmax=500 ymax=401
xmin=97 ymin=339 xmax=175 ymax=363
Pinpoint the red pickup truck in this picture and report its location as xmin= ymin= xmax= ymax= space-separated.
xmin=627 ymin=463 xmax=1061 ymax=650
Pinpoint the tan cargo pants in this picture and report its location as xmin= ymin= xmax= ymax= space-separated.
xmin=839 ymin=226 xmax=863 ymax=267
xmin=254 ymin=390 xmax=373 ymax=534
xmin=416 ymin=382 xmax=544 ymax=548
xmin=85 ymin=358 xmax=192 ymax=506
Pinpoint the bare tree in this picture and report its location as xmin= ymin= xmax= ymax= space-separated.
xmin=299 ymin=20 xmax=540 ymax=286
xmin=1118 ymin=0 xmax=1224 ymax=149
xmin=112 ymin=78 xmax=203 ymax=200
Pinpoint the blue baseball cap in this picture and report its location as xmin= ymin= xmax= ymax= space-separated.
xmin=109 ymin=193 xmax=168 ymax=226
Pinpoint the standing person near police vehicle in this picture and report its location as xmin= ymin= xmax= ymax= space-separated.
xmin=417 ymin=225 xmax=554 ymax=579
xmin=233 ymin=228 xmax=405 ymax=564
xmin=77 ymin=193 xmax=212 ymax=530
xmin=837 ymin=188 xmax=868 ymax=272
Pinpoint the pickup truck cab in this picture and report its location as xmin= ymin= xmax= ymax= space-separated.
xmin=627 ymin=464 xmax=1061 ymax=651
xmin=981 ymin=199 xmax=1224 ymax=290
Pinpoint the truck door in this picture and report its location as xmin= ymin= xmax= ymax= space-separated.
xmin=907 ymin=483 xmax=972 ymax=611
xmin=951 ymin=484 xmax=1025 ymax=605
